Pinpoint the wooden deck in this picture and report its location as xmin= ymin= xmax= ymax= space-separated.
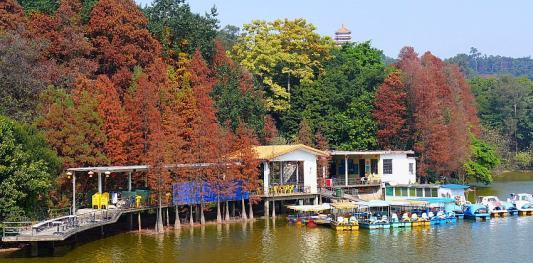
xmin=2 ymin=206 xmax=169 ymax=242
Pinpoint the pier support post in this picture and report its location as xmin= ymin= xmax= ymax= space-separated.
xmin=314 ymin=196 xmax=319 ymax=205
xmin=30 ymin=242 xmax=38 ymax=257
xmin=138 ymin=212 xmax=141 ymax=231
xmin=129 ymin=213 xmax=133 ymax=230
xmin=98 ymin=172 xmax=102 ymax=193
xmin=272 ymin=200 xmax=276 ymax=219
xmin=344 ymin=155 xmax=348 ymax=186
xmin=264 ymin=200 xmax=269 ymax=218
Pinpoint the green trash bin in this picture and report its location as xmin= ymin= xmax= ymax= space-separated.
xmin=336 ymin=188 xmax=344 ymax=198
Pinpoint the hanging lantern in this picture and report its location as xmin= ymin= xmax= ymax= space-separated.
xmin=88 ymin=171 xmax=94 ymax=178
xmin=105 ymin=171 xmax=111 ymax=178
xmin=66 ymin=171 xmax=72 ymax=179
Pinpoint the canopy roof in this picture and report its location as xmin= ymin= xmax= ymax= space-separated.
xmin=331 ymin=202 xmax=358 ymax=210
xmin=412 ymin=197 xmax=455 ymax=204
xmin=66 ymin=163 xmax=220 ymax=173
xmin=253 ymin=144 xmax=328 ymax=161
xmin=287 ymin=204 xmax=331 ymax=212
xmin=335 ymin=24 xmax=351 ymax=34
xmin=356 ymin=200 xmax=390 ymax=207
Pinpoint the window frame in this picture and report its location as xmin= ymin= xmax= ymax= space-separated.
xmin=383 ymin=159 xmax=393 ymax=175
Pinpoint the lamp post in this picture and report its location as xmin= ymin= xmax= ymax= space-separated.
xmin=67 ymin=171 xmax=75 ymax=215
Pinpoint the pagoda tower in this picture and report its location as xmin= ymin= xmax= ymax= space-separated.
xmin=334 ymin=24 xmax=352 ymax=45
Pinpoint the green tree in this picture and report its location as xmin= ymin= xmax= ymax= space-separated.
xmin=463 ymin=135 xmax=500 ymax=184
xmin=232 ymin=18 xmax=335 ymax=112
xmin=0 ymin=115 xmax=61 ymax=221
xmin=144 ymin=0 xmax=219 ymax=61
xmin=286 ymin=42 xmax=385 ymax=148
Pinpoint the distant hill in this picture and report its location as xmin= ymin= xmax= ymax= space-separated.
xmin=446 ymin=48 xmax=533 ymax=79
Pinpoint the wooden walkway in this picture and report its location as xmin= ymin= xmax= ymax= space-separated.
xmin=2 ymin=206 xmax=169 ymax=242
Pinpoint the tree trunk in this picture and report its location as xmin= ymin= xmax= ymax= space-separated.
xmin=174 ymin=205 xmax=181 ymax=229
xmin=189 ymin=205 xmax=194 ymax=227
xmin=248 ymin=201 xmax=254 ymax=220
xmin=241 ymin=197 xmax=248 ymax=220
xmin=216 ymin=199 xmax=222 ymax=223
xmin=225 ymin=201 xmax=230 ymax=221
xmin=200 ymin=201 xmax=206 ymax=225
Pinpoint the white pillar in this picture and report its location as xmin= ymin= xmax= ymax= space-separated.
xmin=344 ymin=155 xmax=348 ymax=186
xmin=263 ymin=162 xmax=270 ymax=196
xmin=98 ymin=172 xmax=102 ymax=193
xmin=296 ymin=162 xmax=299 ymax=184
xmin=72 ymin=172 xmax=76 ymax=215
xmin=128 ymin=171 xmax=132 ymax=191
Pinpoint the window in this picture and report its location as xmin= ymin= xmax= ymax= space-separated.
xmin=424 ymin=188 xmax=431 ymax=197
xmin=416 ymin=188 xmax=424 ymax=197
xmin=386 ymin=187 xmax=394 ymax=196
xmin=431 ymin=188 xmax=438 ymax=197
xmin=383 ymin=159 xmax=393 ymax=174
xmin=395 ymin=187 xmax=401 ymax=196
xmin=401 ymin=187 xmax=408 ymax=196
xmin=409 ymin=188 xmax=416 ymax=197
xmin=409 ymin=163 xmax=414 ymax=174
xmin=371 ymin=159 xmax=378 ymax=174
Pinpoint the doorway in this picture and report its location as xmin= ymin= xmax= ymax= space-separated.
xmin=358 ymin=159 xmax=365 ymax=178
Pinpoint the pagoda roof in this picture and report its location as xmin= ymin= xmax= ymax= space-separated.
xmin=336 ymin=24 xmax=351 ymax=34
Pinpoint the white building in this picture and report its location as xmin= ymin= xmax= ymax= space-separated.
xmin=334 ymin=24 xmax=352 ymax=45
xmin=329 ymin=150 xmax=416 ymax=186
xmin=255 ymin=144 xmax=328 ymax=196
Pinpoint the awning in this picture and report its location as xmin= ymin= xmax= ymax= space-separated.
xmin=412 ymin=197 xmax=455 ymax=204
xmin=287 ymin=204 xmax=331 ymax=212
xmin=440 ymin=184 xmax=469 ymax=189
xmin=331 ymin=202 xmax=357 ymax=210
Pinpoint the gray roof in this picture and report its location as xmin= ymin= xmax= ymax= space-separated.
xmin=329 ymin=150 xmax=414 ymax=156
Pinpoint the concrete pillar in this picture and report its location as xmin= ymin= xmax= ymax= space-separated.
xmin=264 ymin=200 xmax=269 ymax=218
xmin=314 ymin=196 xmax=319 ymax=205
xmin=272 ymin=200 xmax=276 ymax=218
xmin=344 ymin=155 xmax=348 ymax=186
xmin=98 ymin=172 xmax=102 ymax=193
xmin=128 ymin=171 xmax=132 ymax=191
xmin=30 ymin=242 xmax=38 ymax=257
xmin=72 ymin=172 xmax=76 ymax=215
xmin=138 ymin=212 xmax=141 ymax=231
xmin=263 ymin=162 xmax=270 ymax=196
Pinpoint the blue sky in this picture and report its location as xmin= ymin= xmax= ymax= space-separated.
xmin=135 ymin=0 xmax=533 ymax=58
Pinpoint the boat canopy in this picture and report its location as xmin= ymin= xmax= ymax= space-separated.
xmin=440 ymin=184 xmax=469 ymax=189
xmin=287 ymin=204 xmax=331 ymax=212
xmin=412 ymin=197 xmax=455 ymax=204
xmin=356 ymin=200 xmax=390 ymax=207
xmin=331 ymin=202 xmax=357 ymax=210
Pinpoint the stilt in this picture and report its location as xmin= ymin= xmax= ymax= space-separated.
xmin=129 ymin=213 xmax=133 ymax=230
xmin=175 ymin=205 xmax=181 ymax=229
xmin=101 ymin=225 xmax=104 ymax=236
xmin=138 ymin=212 xmax=141 ymax=232
xmin=272 ymin=200 xmax=276 ymax=218
xmin=166 ymin=207 xmax=170 ymax=227
xmin=30 ymin=242 xmax=38 ymax=257
xmin=264 ymin=200 xmax=270 ymax=218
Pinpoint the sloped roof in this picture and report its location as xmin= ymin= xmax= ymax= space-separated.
xmin=253 ymin=144 xmax=328 ymax=161
xmin=335 ymin=24 xmax=351 ymax=34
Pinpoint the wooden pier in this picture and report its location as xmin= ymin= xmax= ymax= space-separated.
xmin=2 ymin=206 xmax=169 ymax=243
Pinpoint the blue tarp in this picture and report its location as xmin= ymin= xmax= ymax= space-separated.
xmin=440 ymin=184 xmax=469 ymax=189
xmin=172 ymin=180 xmax=250 ymax=205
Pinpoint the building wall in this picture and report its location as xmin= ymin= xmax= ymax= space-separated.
xmin=379 ymin=154 xmax=416 ymax=185
xmin=271 ymin=149 xmax=318 ymax=194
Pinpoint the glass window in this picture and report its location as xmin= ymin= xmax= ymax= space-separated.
xmin=371 ymin=159 xmax=378 ymax=174
xmin=401 ymin=187 xmax=408 ymax=196
xmin=431 ymin=188 xmax=438 ymax=197
xmin=383 ymin=159 xmax=393 ymax=174
xmin=424 ymin=188 xmax=431 ymax=197
xmin=409 ymin=188 xmax=416 ymax=197
xmin=386 ymin=187 xmax=394 ymax=196
xmin=416 ymin=188 xmax=423 ymax=197
xmin=409 ymin=163 xmax=414 ymax=174
xmin=395 ymin=187 xmax=401 ymax=196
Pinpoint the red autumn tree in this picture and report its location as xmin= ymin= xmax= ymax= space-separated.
xmin=262 ymin=115 xmax=279 ymax=145
xmin=0 ymin=0 xmax=25 ymax=31
xmin=187 ymin=50 xmax=221 ymax=224
xmin=94 ymin=75 xmax=128 ymax=165
xmin=233 ymin=122 xmax=260 ymax=220
xmin=373 ymin=71 xmax=409 ymax=150
xmin=87 ymin=0 xmax=161 ymax=93
xmin=26 ymin=0 xmax=96 ymax=86
xmin=295 ymin=118 xmax=314 ymax=146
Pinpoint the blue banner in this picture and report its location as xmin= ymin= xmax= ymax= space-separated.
xmin=172 ymin=180 xmax=250 ymax=205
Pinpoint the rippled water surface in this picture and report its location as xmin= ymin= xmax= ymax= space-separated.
xmin=2 ymin=172 xmax=532 ymax=263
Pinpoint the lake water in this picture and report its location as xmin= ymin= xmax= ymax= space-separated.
xmin=2 ymin=172 xmax=532 ymax=263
